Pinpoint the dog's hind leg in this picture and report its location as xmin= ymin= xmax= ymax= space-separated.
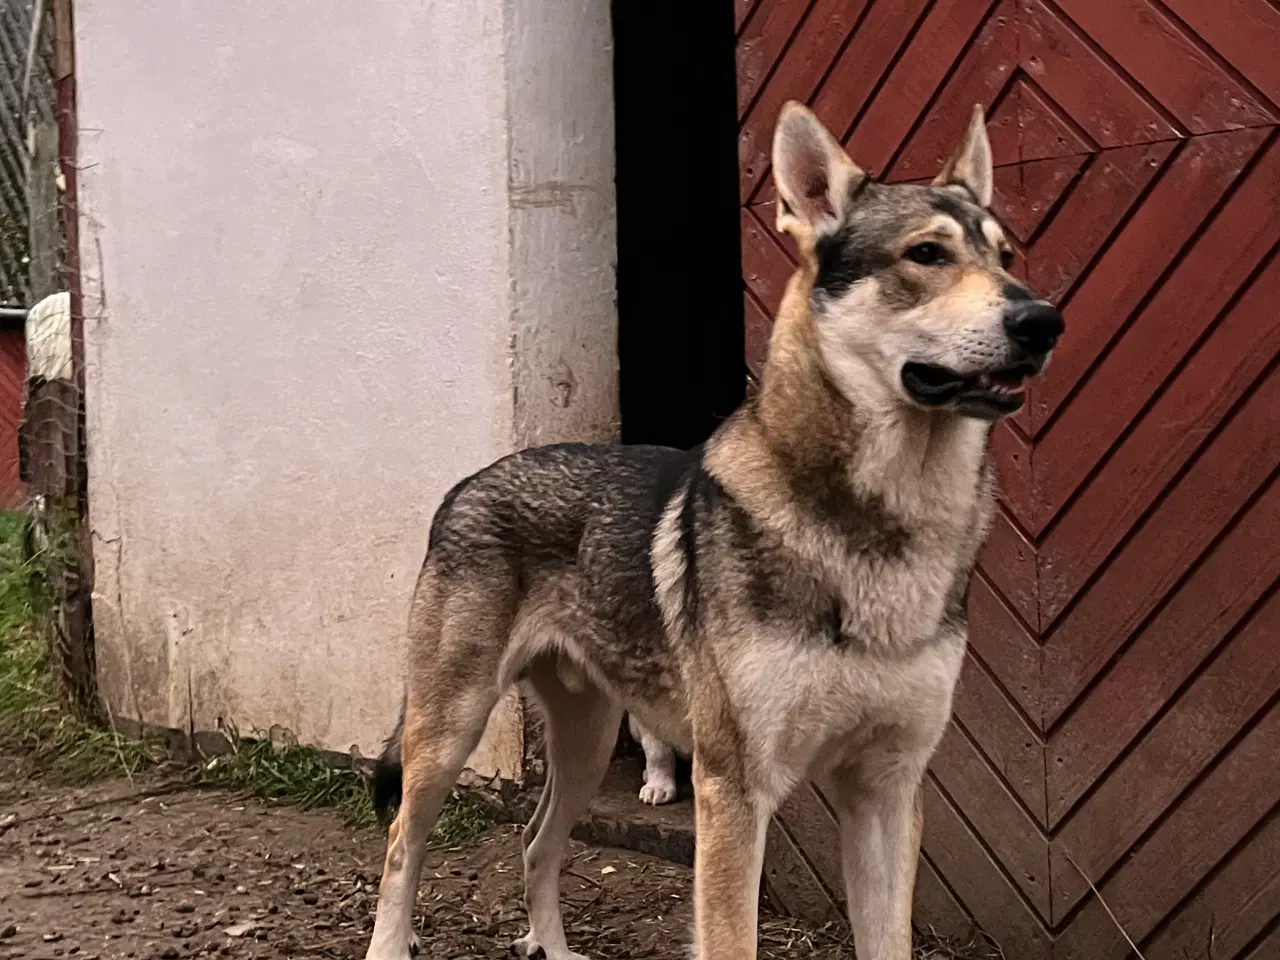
xmin=512 ymin=656 xmax=622 ymax=960
xmin=365 ymin=578 xmax=510 ymax=960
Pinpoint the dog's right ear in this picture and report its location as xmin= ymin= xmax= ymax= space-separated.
xmin=771 ymin=102 xmax=865 ymax=240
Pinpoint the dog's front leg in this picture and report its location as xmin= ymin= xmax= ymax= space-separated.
xmin=827 ymin=765 xmax=924 ymax=960
xmin=691 ymin=753 xmax=769 ymax=960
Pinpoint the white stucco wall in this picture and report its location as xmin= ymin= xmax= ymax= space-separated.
xmin=75 ymin=0 xmax=617 ymax=773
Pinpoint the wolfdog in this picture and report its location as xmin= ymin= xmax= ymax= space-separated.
xmin=363 ymin=102 xmax=1062 ymax=960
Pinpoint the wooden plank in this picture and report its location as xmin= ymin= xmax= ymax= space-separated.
xmin=1053 ymin=0 xmax=1276 ymax=132
xmin=1053 ymin=702 xmax=1280 ymax=949
xmin=989 ymin=77 xmax=1093 ymax=165
xmin=744 ymin=290 xmax=773 ymax=379
xmin=1033 ymin=136 xmax=1280 ymax=595
xmin=735 ymin=0 xmax=816 ymax=120
xmin=1019 ymin=0 xmax=1180 ymax=148
xmin=878 ymin=0 xmax=1014 ymax=181
xmin=774 ymin=782 xmax=843 ymax=896
xmin=1161 ymin=0 xmax=1280 ymax=107
xmin=763 ymin=815 xmax=843 ymax=922
xmin=976 ymin=509 xmax=1038 ymax=631
xmin=1037 ymin=250 xmax=1280 ymax=639
xmin=1050 ymin=589 xmax=1280 ymax=919
xmin=740 ymin=205 xmax=793 ymax=313
xmin=991 ymin=156 xmax=1087 ymax=245
xmin=1241 ymin=923 xmax=1280 ymax=960
xmin=989 ymin=420 xmax=1034 ymax=532
xmin=808 ymin=0 xmax=933 ymax=148
xmin=929 ymin=725 xmax=1051 ymax=915
xmin=921 ymin=777 xmax=1053 ymax=959
xmin=1048 ymin=478 xmax=1280 ymax=825
xmin=735 ymin=0 xmax=761 ymax=34
xmin=737 ymin=0 xmax=873 ymax=202
xmin=849 ymin=0 xmax=1006 ymax=180
xmin=966 ymin=573 xmax=1041 ymax=723
xmin=1041 ymin=367 xmax=1280 ymax=725
xmin=1025 ymin=141 xmax=1175 ymax=306
xmin=1030 ymin=128 xmax=1268 ymax=434
xmin=1141 ymin=808 xmax=1280 ymax=960
xmin=914 ymin=852 xmax=977 ymax=944
xmin=0 ymin=329 xmax=24 ymax=509
xmin=951 ymin=650 xmax=1046 ymax=822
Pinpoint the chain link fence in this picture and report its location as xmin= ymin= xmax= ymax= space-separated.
xmin=1 ymin=0 xmax=61 ymax=308
xmin=3 ymin=0 xmax=94 ymax=709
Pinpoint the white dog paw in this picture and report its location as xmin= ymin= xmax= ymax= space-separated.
xmin=638 ymin=776 xmax=678 ymax=805
xmin=510 ymin=933 xmax=591 ymax=960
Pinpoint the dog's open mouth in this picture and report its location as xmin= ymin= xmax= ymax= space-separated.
xmin=901 ymin=360 xmax=1038 ymax=417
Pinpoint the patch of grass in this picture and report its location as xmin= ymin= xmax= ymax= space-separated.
xmin=0 ymin=510 xmax=159 ymax=782
xmin=431 ymin=791 xmax=492 ymax=847
xmin=199 ymin=727 xmax=491 ymax=843
xmin=200 ymin=731 xmax=378 ymax=825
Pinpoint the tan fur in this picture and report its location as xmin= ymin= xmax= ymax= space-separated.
xmin=364 ymin=102 xmax=1062 ymax=960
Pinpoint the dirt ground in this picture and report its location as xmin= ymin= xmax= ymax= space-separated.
xmin=0 ymin=752 xmax=861 ymax=960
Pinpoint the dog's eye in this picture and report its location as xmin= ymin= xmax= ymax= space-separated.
xmin=1000 ymin=248 xmax=1016 ymax=270
xmin=905 ymin=242 xmax=947 ymax=266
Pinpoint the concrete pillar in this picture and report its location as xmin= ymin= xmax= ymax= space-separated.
xmin=74 ymin=0 xmax=617 ymax=781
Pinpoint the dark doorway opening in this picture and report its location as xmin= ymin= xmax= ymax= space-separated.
xmin=612 ymin=0 xmax=745 ymax=450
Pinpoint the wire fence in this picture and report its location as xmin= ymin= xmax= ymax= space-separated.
xmin=1 ymin=0 xmax=61 ymax=308
xmin=2 ymin=0 xmax=93 ymax=709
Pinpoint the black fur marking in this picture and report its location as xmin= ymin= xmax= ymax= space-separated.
xmin=814 ymin=226 xmax=896 ymax=299
xmin=828 ymin=597 xmax=844 ymax=644
xmin=1001 ymin=280 xmax=1034 ymax=302
xmin=679 ymin=464 xmax=731 ymax=629
xmin=813 ymin=176 xmax=882 ymax=299
xmin=939 ymin=576 xmax=971 ymax=633
xmin=943 ymin=181 xmax=981 ymax=207
xmin=786 ymin=455 xmax=910 ymax=560
xmin=928 ymin=191 xmax=990 ymax=255
xmin=371 ymin=699 xmax=406 ymax=824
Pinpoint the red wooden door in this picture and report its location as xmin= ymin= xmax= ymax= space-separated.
xmin=737 ymin=2 xmax=1280 ymax=957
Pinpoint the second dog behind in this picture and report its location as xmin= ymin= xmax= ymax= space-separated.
xmin=628 ymin=714 xmax=679 ymax=805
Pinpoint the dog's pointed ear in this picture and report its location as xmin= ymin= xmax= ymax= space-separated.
xmin=772 ymin=102 xmax=865 ymax=238
xmin=933 ymin=104 xmax=993 ymax=207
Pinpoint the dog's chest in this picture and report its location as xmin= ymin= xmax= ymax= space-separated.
xmin=729 ymin=626 xmax=967 ymax=796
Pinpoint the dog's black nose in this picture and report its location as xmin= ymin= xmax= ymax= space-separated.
xmin=1003 ymin=300 xmax=1064 ymax=355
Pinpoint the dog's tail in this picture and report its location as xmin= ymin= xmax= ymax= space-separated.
xmin=371 ymin=695 xmax=406 ymax=824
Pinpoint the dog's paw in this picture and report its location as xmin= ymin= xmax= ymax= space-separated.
xmin=638 ymin=776 xmax=677 ymax=805
xmin=510 ymin=933 xmax=544 ymax=958
xmin=510 ymin=933 xmax=591 ymax=960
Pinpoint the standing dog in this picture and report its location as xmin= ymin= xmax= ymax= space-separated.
xmin=364 ymin=103 xmax=1062 ymax=960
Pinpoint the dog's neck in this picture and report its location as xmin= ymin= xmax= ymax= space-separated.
xmin=753 ymin=258 xmax=991 ymax=522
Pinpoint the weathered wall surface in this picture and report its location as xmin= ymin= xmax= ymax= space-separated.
xmin=75 ymin=0 xmax=617 ymax=774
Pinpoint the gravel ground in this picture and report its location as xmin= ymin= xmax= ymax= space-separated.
xmin=0 ymin=751 xmax=869 ymax=960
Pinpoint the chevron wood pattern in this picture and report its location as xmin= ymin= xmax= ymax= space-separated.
xmin=736 ymin=1 xmax=1280 ymax=956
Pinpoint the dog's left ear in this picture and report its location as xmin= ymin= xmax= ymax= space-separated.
xmin=932 ymin=104 xmax=993 ymax=207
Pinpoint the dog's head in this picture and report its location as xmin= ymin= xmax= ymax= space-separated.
xmin=771 ymin=103 xmax=1063 ymax=421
